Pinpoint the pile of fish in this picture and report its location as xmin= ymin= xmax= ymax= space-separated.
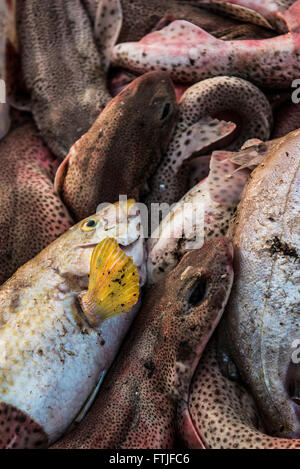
xmin=0 ymin=0 xmax=299 ymax=450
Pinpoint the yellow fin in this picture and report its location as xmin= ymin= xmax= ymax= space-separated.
xmin=78 ymin=238 xmax=139 ymax=327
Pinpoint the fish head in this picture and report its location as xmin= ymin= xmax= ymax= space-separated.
xmin=54 ymin=199 xmax=146 ymax=286
xmin=156 ymin=237 xmax=234 ymax=399
xmin=54 ymin=71 xmax=178 ymax=221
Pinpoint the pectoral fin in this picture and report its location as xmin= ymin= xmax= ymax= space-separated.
xmin=78 ymin=237 xmax=139 ymax=327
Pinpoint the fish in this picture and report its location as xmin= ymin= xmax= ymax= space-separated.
xmin=112 ymin=19 xmax=300 ymax=89
xmin=55 ymin=71 xmax=178 ymax=222
xmin=0 ymin=121 xmax=73 ymax=284
xmin=218 ymin=129 xmax=300 ymax=438
xmin=147 ymin=139 xmax=273 ymax=284
xmin=0 ymin=199 xmax=146 ymax=449
xmin=52 ymin=238 xmax=233 ymax=449
xmin=145 ymin=76 xmax=272 ymax=207
xmin=83 ymin=0 xmax=240 ymax=44
xmin=16 ymin=0 xmax=122 ymax=159
xmin=273 ymin=101 xmax=300 ymax=138
xmin=177 ymin=338 xmax=300 ymax=449
xmin=193 ymin=0 xmax=300 ymax=33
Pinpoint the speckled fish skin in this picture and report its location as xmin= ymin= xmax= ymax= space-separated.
xmin=218 ymin=130 xmax=300 ymax=438
xmin=177 ymin=338 xmax=300 ymax=449
xmin=0 ymin=121 xmax=73 ymax=284
xmin=147 ymin=140 xmax=272 ymax=285
xmin=192 ymin=0 xmax=300 ymax=33
xmin=16 ymin=0 xmax=118 ymax=159
xmin=55 ymin=71 xmax=178 ymax=222
xmin=0 ymin=200 xmax=146 ymax=449
xmin=145 ymin=76 xmax=272 ymax=207
xmin=0 ymin=0 xmax=11 ymax=140
xmin=52 ymin=238 xmax=233 ymax=449
xmin=113 ymin=19 xmax=300 ymax=89
xmin=83 ymin=0 xmax=239 ymax=44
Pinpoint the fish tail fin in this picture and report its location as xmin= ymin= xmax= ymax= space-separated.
xmin=79 ymin=238 xmax=139 ymax=327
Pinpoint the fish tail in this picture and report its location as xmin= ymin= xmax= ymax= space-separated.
xmin=79 ymin=238 xmax=139 ymax=327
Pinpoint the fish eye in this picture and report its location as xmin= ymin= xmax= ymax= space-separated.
xmin=81 ymin=218 xmax=98 ymax=232
xmin=188 ymin=277 xmax=207 ymax=307
xmin=160 ymin=102 xmax=172 ymax=120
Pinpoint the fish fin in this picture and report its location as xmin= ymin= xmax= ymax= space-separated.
xmin=171 ymin=117 xmax=236 ymax=172
xmin=78 ymin=238 xmax=139 ymax=327
xmin=94 ymin=0 xmax=123 ymax=72
xmin=208 ymin=151 xmax=250 ymax=206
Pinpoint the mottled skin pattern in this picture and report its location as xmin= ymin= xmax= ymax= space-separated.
xmin=56 ymin=72 xmax=178 ymax=222
xmin=113 ymin=19 xmax=300 ymax=89
xmin=16 ymin=0 xmax=114 ymax=159
xmin=53 ymin=238 xmax=233 ymax=449
xmin=146 ymin=76 xmax=272 ymax=206
xmin=177 ymin=338 xmax=300 ymax=449
xmin=219 ymin=130 xmax=300 ymax=438
xmin=83 ymin=0 xmax=239 ymax=43
xmin=0 ymin=122 xmax=73 ymax=284
xmin=191 ymin=0 xmax=300 ymax=33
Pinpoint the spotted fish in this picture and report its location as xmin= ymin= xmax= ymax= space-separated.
xmin=55 ymin=71 xmax=178 ymax=222
xmin=16 ymin=0 xmax=122 ymax=159
xmin=0 ymin=199 xmax=146 ymax=449
xmin=0 ymin=121 xmax=73 ymax=284
xmin=113 ymin=19 xmax=300 ymax=89
xmin=53 ymin=238 xmax=233 ymax=449
xmin=145 ymin=76 xmax=272 ymax=207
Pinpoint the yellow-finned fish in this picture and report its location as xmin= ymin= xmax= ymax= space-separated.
xmin=0 ymin=199 xmax=146 ymax=449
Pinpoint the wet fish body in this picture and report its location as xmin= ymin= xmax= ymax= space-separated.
xmin=113 ymin=20 xmax=300 ymax=89
xmin=219 ymin=130 xmax=300 ymax=438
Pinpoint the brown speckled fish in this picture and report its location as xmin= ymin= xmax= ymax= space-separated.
xmin=16 ymin=0 xmax=122 ymax=159
xmin=0 ymin=200 xmax=146 ymax=449
xmin=177 ymin=338 xmax=300 ymax=449
xmin=147 ymin=139 xmax=274 ymax=284
xmin=145 ymin=76 xmax=272 ymax=207
xmin=0 ymin=121 xmax=73 ymax=284
xmin=113 ymin=19 xmax=300 ymax=89
xmin=55 ymin=71 xmax=178 ymax=222
xmin=218 ymin=129 xmax=300 ymax=438
xmin=53 ymin=238 xmax=233 ymax=449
